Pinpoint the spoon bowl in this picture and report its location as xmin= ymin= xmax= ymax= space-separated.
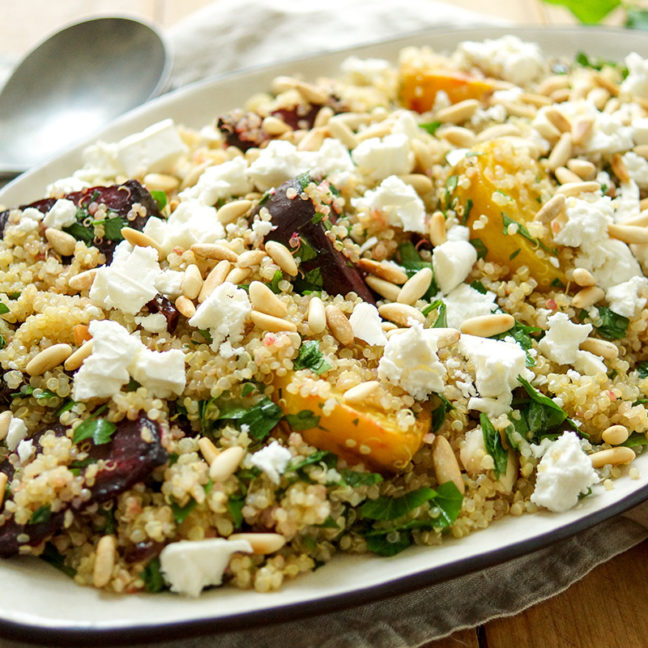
xmin=0 ymin=16 xmax=169 ymax=177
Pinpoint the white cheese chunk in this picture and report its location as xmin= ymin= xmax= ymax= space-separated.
xmin=6 ymin=417 xmax=28 ymax=452
xmin=159 ymin=538 xmax=252 ymax=597
xmin=378 ymin=324 xmax=446 ymax=400
xmin=129 ymin=347 xmax=186 ymax=399
xmin=42 ymin=199 xmax=78 ymax=230
xmin=134 ymin=313 xmax=168 ymax=333
xmin=349 ymin=302 xmax=387 ymax=346
xmin=17 ymin=439 xmax=34 ymax=465
xmin=530 ymin=431 xmax=599 ymax=513
xmin=250 ymin=441 xmax=292 ymax=484
xmin=622 ymin=152 xmax=648 ymax=189
xmin=621 ymin=52 xmax=648 ymax=98
xmin=606 ymin=276 xmax=648 ymax=317
xmin=154 ymin=270 xmax=185 ymax=298
xmin=433 ymin=240 xmax=477 ymax=294
xmin=180 ymin=157 xmax=252 ymax=205
xmin=351 ymin=133 xmax=414 ymax=181
xmin=14 ymin=207 xmax=43 ymax=233
xmin=633 ymin=117 xmax=648 ymax=145
xmin=441 ymin=283 xmax=498 ymax=329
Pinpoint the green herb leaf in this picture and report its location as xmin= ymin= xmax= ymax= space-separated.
xmin=285 ymin=410 xmax=320 ymax=431
xmin=73 ymin=417 xmax=116 ymax=445
xmin=99 ymin=216 xmax=128 ymax=241
xmin=431 ymin=394 xmax=453 ymax=433
xmin=288 ymin=449 xmax=338 ymax=473
xmin=470 ymin=280 xmax=487 ymax=294
xmin=293 ymin=340 xmax=332 ymax=375
xmin=594 ymin=307 xmax=629 ymax=340
xmin=360 ymin=487 xmax=439 ymax=521
xmin=269 ymin=269 xmax=283 ymax=294
xmin=495 ymin=320 xmax=542 ymax=367
xmin=637 ymin=362 xmax=648 ymax=379
xmin=241 ymin=382 xmax=257 ymax=397
xmin=207 ymin=396 xmax=283 ymax=441
xmin=364 ymin=530 xmax=413 ymax=557
xmin=419 ymin=121 xmax=442 ymax=135
xmin=29 ymin=505 xmax=51 ymax=525
xmin=339 ymin=469 xmax=383 ymax=487
xmin=55 ymin=399 xmax=76 ymax=417
xmin=150 ymin=190 xmax=167 ymax=210
xmin=40 ymin=544 xmax=76 ymax=579
xmin=622 ymin=432 xmax=648 ymax=447
xmin=0 ymin=303 xmax=9 ymax=315
xmin=228 ymin=494 xmax=246 ymax=529
xmin=397 ymin=242 xmax=438 ymax=297
xmin=171 ymin=499 xmax=198 ymax=524
xmin=542 ymin=0 xmax=620 ymax=25
xmin=140 ymin=557 xmax=166 ymax=593
xmin=502 ymin=213 xmax=557 ymax=256
xmin=63 ymin=222 xmax=94 ymax=244
xmin=462 ymin=198 xmax=473 ymax=225
xmin=480 ymin=413 xmax=509 ymax=478
xmin=469 ymin=238 xmax=488 ymax=259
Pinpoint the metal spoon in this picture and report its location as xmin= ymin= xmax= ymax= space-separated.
xmin=0 ymin=17 xmax=170 ymax=178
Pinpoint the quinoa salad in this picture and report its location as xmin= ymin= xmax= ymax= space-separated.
xmin=0 ymin=35 xmax=648 ymax=598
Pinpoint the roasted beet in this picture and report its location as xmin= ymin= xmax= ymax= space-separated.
xmin=270 ymin=105 xmax=321 ymax=131
xmin=256 ymin=177 xmax=374 ymax=303
xmin=123 ymin=540 xmax=164 ymax=564
xmin=144 ymin=294 xmax=179 ymax=333
xmin=217 ymin=110 xmax=270 ymax=151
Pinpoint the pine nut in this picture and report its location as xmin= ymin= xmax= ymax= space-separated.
xmin=397 ymin=267 xmax=433 ymax=305
xmin=143 ymin=172 xmax=179 ymax=194
xmin=225 ymin=267 xmax=251 ymax=285
xmin=546 ymin=133 xmax=572 ymax=171
xmin=265 ymin=241 xmax=298 ymax=277
xmin=601 ymin=424 xmax=629 ymax=446
xmin=572 ymin=267 xmax=596 ymax=287
xmin=634 ymin=144 xmax=648 ymax=160
xmin=237 ymin=250 xmax=266 ymax=268
xmin=580 ymin=337 xmax=619 ymax=360
xmin=641 ymin=197 xmax=648 ymax=211
xmin=297 ymin=128 xmax=325 ymax=152
xmin=611 ymin=154 xmax=630 ymax=184
xmin=535 ymin=194 xmax=566 ymax=224
xmin=608 ymin=223 xmax=648 ymax=244
xmin=198 ymin=437 xmax=220 ymax=465
xmin=550 ymin=87 xmax=571 ymax=102
xmin=572 ymin=286 xmax=605 ymax=309
xmin=411 ymin=138 xmax=436 ymax=171
xmin=355 ymin=122 xmax=391 ymax=142
xmin=210 ymin=446 xmax=246 ymax=482
xmin=93 ymin=535 xmax=116 ymax=588
xmin=294 ymin=80 xmax=328 ymax=105
xmin=534 ymin=120 xmax=561 ymax=142
xmin=590 ymin=446 xmax=635 ymax=468
xmin=365 ymin=275 xmax=401 ymax=301
xmin=191 ymin=243 xmax=238 ymax=262
xmin=26 ymin=344 xmax=73 ymax=376
xmin=595 ymin=71 xmax=620 ymax=96
xmin=537 ymin=75 xmax=570 ymax=96
xmin=460 ymin=313 xmax=514 ymax=338
xmin=436 ymin=99 xmax=480 ymax=124
xmin=476 ymin=124 xmax=521 ymax=142
xmin=228 ymin=532 xmax=286 ymax=554
xmin=327 ymin=118 xmax=358 ymax=149
xmin=432 ymin=436 xmax=465 ymax=494
xmin=63 ymin=340 xmax=93 ymax=371
xmin=121 ymin=228 xmax=161 ymax=257
xmin=313 ymin=105 xmax=334 ymax=127
xmin=180 ymin=161 xmax=212 ymax=190
xmin=556 ymin=181 xmax=600 ymax=197
xmin=45 ymin=228 xmax=77 ymax=256
xmin=68 ymin=269 xmax=97 ymax=292
xmin=378 ymin=303 xmax=425 ymax=327
xmin=622 ymin=212 xmax=648 ymax=228
xmin=181 ymin=264 xmax=203 ymax=300
xmin=0 ymin=473 xmax=7 ymax=509
xmin=438 ymin=126 xmax=476 ymax=148
xmin=545 ymin=107 xmax=572 ymax=133
xmin=499 ymin=101 xmax=536 ymax=119
xmin=216 ymin=199 xmax=252 ymax=225
xmin=571 ymin=117 xmax=595 ymax=146
xmin=308 ymin=297 xmax=326 ymax=334
xmin=357 ymin=259 xmax=407 ymax=284
xmin=198 ymin=260 xmax=231 ymax=302
xmin=0 ymin=411 xmax=12 ymax=441
xmin=262 ymin=115 xmax=291 ymax=135
xmin=325 ymin=305 xmax=354 ymax=345
xmin=555 ymin=166 xmax=582 ymax=185
xmin=567 ymin=158 xmax=596 ymax=180
xmin=428 ymin=212 xmax=447 ymax=246
xmin=398 ymin=173 xmax=434 ymax=195
xmin=519 ymin=92 xmax=552 ymax=107
xmin=343 ymin=381 xmax=381 ymax=406
xmin=249 ymin=281 xmax=287 ymax=318
xmin=382 ymin=322 xmax=398 ymax=333
xmin=175 ymin=296 xmax=196 ymax=318
xmin=250 ymin=310 xmax=297 ymax=333
xmin=428 ymin=327 xmax=461 ymax=348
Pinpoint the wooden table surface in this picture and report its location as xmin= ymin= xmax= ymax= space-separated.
xmin=2 ymin=2 xmax=648 ymax=647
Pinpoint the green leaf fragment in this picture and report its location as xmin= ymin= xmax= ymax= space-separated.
xmin=293 ymin=340 xmax=332 ymax=375
xmin=480 ymin=413 xmax=509 ymax=479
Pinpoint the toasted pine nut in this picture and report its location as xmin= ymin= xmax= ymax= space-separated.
xmin=436 ymin=99 xmax=480 ymax=124
xmin=556 ymin=181 xmax=600 ymax=197
xmin=432 ymin=436 xmax=465 ymax=494
xmin=93 ymin=535 xmax=116 ymax=588
xmin=297 ymin=128 xmax=326 ymax=151
xmin=378 ymin=303 xmax=425 ymax=327
xmin=64 ymin=340 xmax=93 ymax=371
xmin=555 ymin=166 xmax=582 ymax=185
xmin=68 ymin=269 xmax=97 ymax=292
xmin=411 ymin=138 xmax=436 ymax=171
xmin=428 ymin=327 xmax=461 ymax=348
xmin=343 ymin=381 xmax=381 ymax=406
xmin=500 ymin=101 xmax=536 ymax=119
xmin=357 ymin=259 xmax=407 ymax=285
xmin=460 ymin=314 xmax=514 ymax=338
xmin=250 ymin=310 xmax=297 ymax=333
xmin=438 ymin=126 xmax=476 ymax=148
xmin=634 ymin=144 xmax=648 ymax=160
xmin=545 ymin=107 xmax=572 ymax=133
xmin=611 ymin=154 xmax=630 ymax=184
xmin=572 ymin=286 xmax=605 ymax=309
xmin=181 ymin=264 xmax=203 ymax=300
xmin=228 ymin=532 xmax=286 ymax=554
xmin=307 ymin=297 xmax=326 ymax=334
xmin=535 ymin=194 xmax=566 ymax=224
xmin=313 ymin=105 xmax=334 ymax=127
xmin=580 ymin=337 xmax=619 ymax=360
xmin=295 ymin=80 xmax=328 ymax=105
xmin=572 ymin=267 xmax=596 ymax=287
xmin=327 ymin=118 xmax=358 ymax=149
xmin=180 ymin=160 xmax=212 ymax=190
xmin=72 ymin=324 xmax=91 ymax=347
xmin=0 ymin=472 xmax=7 ymax=509
xmin=476 ymin=124 xmax=521 ymax=142
xmin=26 ymin=344 xmax=73 ymax=376
xmin=622 ymin=212 xmax=648 ymax=228
xmin=225 ymin=267 xmax=251 ymax=285
xmin=210 ymin=446 xmax=245 ymax=483
xmin=381 ymin=322 xmax=398 ymax=333
xmin=428 ymin=211 xmax=447 ymax=246
xmin=198 ymin=437 xmax=220 ymax=465
xmin=538 ymin=75 xmax=570 ymax=96
xmin=249 ymin=281 xmax=287 ymax=318
xmin=519 ymin=92 xmax=552 ymax=107
xmin=641 ymin=197 xmax=648 ymax=211
xmin=198 ymin=260 xmax=231 ymax=302
xmin=237 ymin=250 xmax=266 ymax=268
xmin=325 ymin=305 xmax=354 ymax=345
xmin=546 ymin=133 xmax=572 ymax=171
xmin=265 ymin=241 xmax=298 ymax=277
xmin=175 ymin=296 xmax=196 ymax=318
xmin=587 ymin=86 xmax=610 ymax=110
xmin=191 ymin=243 xmax=238 ymax=262
xmin=216 ymin=199 xmax=252 ymax=225
xmin=534 ymin=120 xmax=561 ymax=142
xmin=45 ymin=228 xmax=77 ymax=256
xmin=121 ymin=228 xmax=161 ymax=257
xmin=550 ymin=87 xmax=571 ymax=102
xmin=398 ymin=173 xmax=434 ymax=195
xmin=571 ymin=117 xmax=595 ymax=146
xmin=262 ymin=115 xmax=291 ymax=135
xmin=143 ymin=172 xmax=179 ymax=194
xmin=0 ymin=411 xmax=12 ymax=442
xmin=365 ymin=275 xmax=401 ymax=301
xmin=595 ymin=71 xmax=620 ymax=96
xmin=354 ymin=122 xmax=392 ymax=142
xmin=567 ymin=158 xmax=596 ymax=180
xmin=397 ymin=267 xmax=433 ymax=305
xmin=601 ymin=424 xmax=629 ymax=446
xmin=590 ymin=446 xmax=635 ymax=468
xmin=608 ymin=223 xmax=648 ymax=244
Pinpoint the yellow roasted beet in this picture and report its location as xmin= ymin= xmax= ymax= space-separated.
xmin=453 ymin=139 xmax=566 ymax=290
xmin=400 ymin=66 xmax=494 ymax=113
xmin=275 ymin=375 xmax=430 ymax=473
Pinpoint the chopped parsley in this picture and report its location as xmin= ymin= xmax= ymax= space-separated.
xmin=293 ymin=340 xmax=332 ymax=375
xmin=150 ymin=190 xmax=167 ymax=210
xmin=480 ymin=413 xmax=509 ymax=478
xmin=397 ymin=242 xmax=438 ymax=297
xmin=431 ymin=394 xmax=454 ymax=433
xmin=40 ymin=544 xmax=76 ymax=579
xmin=140 ymin=557 xmax=166 ymax=593
xmin=593 ymin=307 xmax=629 ymax=340
xmin=502 ymin=213 xmax=557 ymax=256
xmin=29 ymin=505 xmax=52 ymax=525
xmin=0 ymin=303 xmax=9 ymax=315
xmin=72 ymin=413 xmax=116 ymax=446
xmin=284 ymin=409 xmax=320 ymax=431
xmin=200 ymin=395 xmax=283 ymax=441
xmin=637 ymin=361 xmax=648 ymax=379
xmin=469 ymin=238 xmax=488 ymax=259
xmin=419 ymin=121 xmax=442 ymax=135
xmin=495 ymin=320 xmax=542 ymax=367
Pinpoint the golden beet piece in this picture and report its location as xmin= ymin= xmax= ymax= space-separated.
xmin=275 ymin=375 xmax=429 ymax=473
xmin=453 ymin=139 xmax=566 ymax=290
xmin=400 ymin=66 xmax=494 ymax=113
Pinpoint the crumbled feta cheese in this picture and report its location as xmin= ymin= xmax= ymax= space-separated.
xmin=578 ymin=237 xmax=642 ymax=290
xmin=81 ymin=141 xmax=121 ymax=178
xmin=459 ymin=334 xmax=532 ymax=417
xmin=441 ymin=283 xmax=498 ymax=329
xmin=432 ymin=240 xmax=477 ymax=294
xmin=129 ymin=347 xmax=186 ymax=398
xmin=180 ymin=157 xmax=252 ymax=205
xmin=17 ymin=439 xmax=34 ymax=465
xmin=159 ymin=538 xmax=253 ymax=597
xmin=154 ymin=270 xmax=184 ymax=298
xmin=606 ymin=276 xmax=648 ymax=317
xmin=351 ymin=175 xmax=425 ymax=233
xmin=621 ymin=52 xmax=648 ymax=98
xmin=46 ymin=176 xmax=89 ymax=196
xmin=341 ymin=56 xmax=393 ymax=86
xmin=585 ymin=112 xmax=634 ymax=155
xmin=351 ymin=133 xmax=414 ymax=181
xmin=613 ymin=180 xmax=641 ymax=224
xmin=446 ymin=224 xmax=470 ymax=242
xmin=250 ymin=441 xmax=292 ymax=483
xmin=378 ymin=324 xmax=446 ymax=400
xmin=188 ymin=282 xmax=251 ymax=348
xmin=14 ymin=207 xmax=43 ymax=233
xmin=445 ymin=148 xmax=471 ymax=167
xmin=622 ymin=152 xmax=648 ymax=189
xmin=90 ymin=243 xmax=161 ymax=315
xmin=42 ymin=199 xmax=78 ymax=229
xmin=349 ymin=302 xmax=387 ymax=346
xmin=530 ymin=431 xmax=599 ymax=512
xmin=134 ymin=313 xmax=168 ymax=333
xmin=633 ymin=117 xmax=648 ymax=145
xmin=6 ymin=417 xmax=28 ymax=452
